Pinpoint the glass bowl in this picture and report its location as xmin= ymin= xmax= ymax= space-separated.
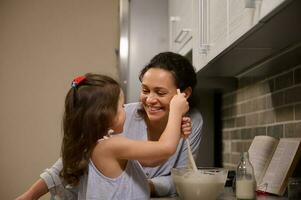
xmin=171 ymin=167 xmax=228 ymax=200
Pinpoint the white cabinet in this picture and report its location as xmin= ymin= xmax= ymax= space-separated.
xmin=260 ymin=0 xmax=286 ymax=20
xmin=170 ymin=0 xmax=288 ymax=71
xmin=169 ymin=0 xmax=193 ymax=55
xmin=193 ymin=0 xmax=261 ymax=71
xmin=228 ymin=0 xmax=262 ymax=44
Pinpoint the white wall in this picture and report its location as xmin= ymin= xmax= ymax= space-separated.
xmin=127 ymin=0 xmax=169 ymax=103
xmin=0 ymin=0 xmax=118 ymax=199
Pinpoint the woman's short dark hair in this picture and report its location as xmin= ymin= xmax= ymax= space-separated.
xmin=139 ymin=52 xmax=197 ymax=105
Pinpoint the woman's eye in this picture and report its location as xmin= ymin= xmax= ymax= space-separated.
xmin=157 ymin=92 xmax=167 ymax=96
xmin=142 ymin=89 xmax=149 ymax=94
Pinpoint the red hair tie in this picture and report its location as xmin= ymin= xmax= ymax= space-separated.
xmin=71 ymin=76 xmax=86 ymax=88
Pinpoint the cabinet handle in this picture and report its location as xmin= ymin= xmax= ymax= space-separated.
xmin=199 ymin=0 xmax=210 ymax=54
xmin=174 ymin=29 xmax=191 ymax=43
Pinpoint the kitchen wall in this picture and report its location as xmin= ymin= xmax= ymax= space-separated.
xmin=126 ymin=0 xmax=169 ymax=103
xmin=0 ymin=0 xmax=118 ymax=199
xmin=222 ymin=62 xmax=301 ymax=170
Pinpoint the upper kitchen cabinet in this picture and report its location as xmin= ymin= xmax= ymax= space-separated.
xmin=260 ymin=0 xmax=286 ymax=21
xmin=193 ymin=0 xmax=259 ymax=71
xmin=168 ymin=0 xmax=193 ymax=55
xmin=197 ymin=0 xmax=301 ymax=80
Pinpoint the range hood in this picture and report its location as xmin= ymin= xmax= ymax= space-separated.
xmin=196 ymin=0 xmax=301 ymax=90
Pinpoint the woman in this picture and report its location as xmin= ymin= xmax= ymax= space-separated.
xmin=16 ymin=52 xmax=203 ymax=199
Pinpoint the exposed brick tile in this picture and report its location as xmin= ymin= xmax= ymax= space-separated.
xmin=237 ymin=89 xmax=246 ymax=102
xmin=232 ymin=106 xmax=239 ymax=116
xmin=222 ymin=131 xmax=230 ymax=140
xmin=223 ymin=93 xmax=235 ymax=107
xmin=231 ymin=154 xmax=241 ymax=165
xmin=266 ymin=94 xmax=273 ymax=109
xmin=259 ymin=110 xmax=275 ymax=125
xmin=275 ymin=106 xmax=294 ymax=122
xmin=244 ymin=141 xmax=252 ymax=151
xmin=249 ymin=81 xmax=272 ymax=98
xmin=236 ymin=116 xmax=246 ymax=127
xmin=285 ymin=122 xmax=301 ymax=138
xmin=285 ymin=85 xmax=301 ymax=104
xmin=275 ymin=71 xmax=294 ymax=91
xmin=231 ymin=141 xmax=240 ymax=152
xmin=295 ymin=104 xmax=301 ymax=120
xmin=267 ymin=125 xmax=284 ymax=139
xmin=294 ymin=67 xmax=301 ymax=84
xmin=223 ymin=118 xmax=235 ymax=129
xmin=253 ymin=97 xmax=267 ymax=112
xmin=222 ymin=153 xmax=231 ymax=163
xmin=231 ymin=130 xmax=241 ymax=139
xmin=246 ymin=113 xmax=258 ymax=126
xmin=245 ymin=101 xmax=253 ymax=113
xmin=240 ymin=102 xmax=247 ymax=114
xmin=249 ymin=85 xmax=259 ymax=99
xmin=253 ymin=127 xmax=266 ymax=137
xmin=271 ymin=91 xmax=285 ymax=108
xmin=234 ymin=105 xmax=241 ymax=115
xmin=268 ymin=79 xmax=275 ymax=93
xmin=223 ymin=141 xmax=231 ymax=153
xmin=261 ymin=80 xmax=273 ymax=94
xmin=241 ymin=127 xmax=265 ymax=139
xmin=241 ymin=128 xmax=253 ymax=139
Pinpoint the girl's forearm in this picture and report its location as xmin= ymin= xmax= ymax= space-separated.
xmin=159 ymin=109 xmax=182 ymax=153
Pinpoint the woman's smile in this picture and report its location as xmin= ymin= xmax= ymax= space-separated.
xmin=140 ymin=68 xmax=178 ymax=122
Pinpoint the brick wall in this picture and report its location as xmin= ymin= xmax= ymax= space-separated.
xmin=222 ymin=64 xmax=301 ymax=169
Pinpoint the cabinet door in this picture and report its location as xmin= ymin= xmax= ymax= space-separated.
xmin=192 ymin=0 xmax=206 ymax=71
xmin=193 ymin=0 xmax=258 ymax=71
xmin=260 ymin=0 xmax=286 ymax=20
xmin=228 ymin=0 xmax=258 ymax=44
xmin=207 ymin=0 xmax=228 ymax=61
xmin=193 ymin=0 xmax=228 ymax=71
xmin=169 ymin=0 xmax=193 ymax=54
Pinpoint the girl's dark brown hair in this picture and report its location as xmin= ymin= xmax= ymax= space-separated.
xmin=60 ymin=73 xmax=120 ymax=186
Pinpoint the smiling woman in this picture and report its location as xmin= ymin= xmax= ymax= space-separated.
xmin=141 ymin=68 xmax=177 ymax=123
xmin=15 ymin=52 xmax=203 ymax=199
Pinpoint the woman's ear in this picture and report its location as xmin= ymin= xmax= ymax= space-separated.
xmin=183 ymin=87 xmax=192 ymax=99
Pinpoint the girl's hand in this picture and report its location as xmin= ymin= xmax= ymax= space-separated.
xmin=170 ymin=89 xmax=189 ymax=116
xmin=181 ymin=116 xmax=192 ymax=139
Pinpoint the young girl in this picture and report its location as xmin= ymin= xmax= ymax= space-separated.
xmin=52 ymin=73 xmax=189 ymax=199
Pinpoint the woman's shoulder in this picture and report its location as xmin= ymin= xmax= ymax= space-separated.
xmin=189 ymin=108 xmax=203 ymax=121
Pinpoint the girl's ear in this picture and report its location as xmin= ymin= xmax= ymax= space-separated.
xmin=183 ymin=87 xmax=192 ymax=99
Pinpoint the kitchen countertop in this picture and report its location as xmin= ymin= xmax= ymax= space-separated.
xmin=151 ymin=187 xmax=288 ymax=200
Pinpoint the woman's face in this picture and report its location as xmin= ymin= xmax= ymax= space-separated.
xmin=140 ymin=68 xmax=178 ymax=122
xmin=111 ymin=90 xmax=126 ymax=133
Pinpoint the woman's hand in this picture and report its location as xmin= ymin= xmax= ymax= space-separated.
xmin=15 ymin=179 xmax=49 ymax=200
xmin=181 ymin=116 xmax=192 ymax=139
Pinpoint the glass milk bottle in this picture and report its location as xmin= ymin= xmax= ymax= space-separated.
xmin=236 ymin=152 xmax=256 ymax=200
